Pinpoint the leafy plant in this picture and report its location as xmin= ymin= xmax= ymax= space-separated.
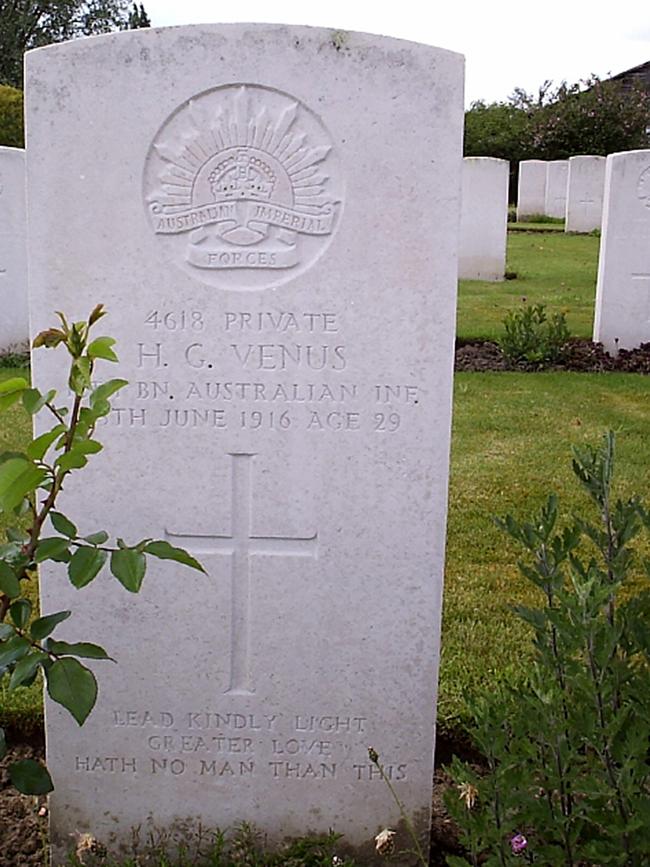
xmin=0 ymin=305 xmax=204 ymax=795
xmin=498 ymin=303 xmax=569 ymax=366
xmin=445 ymin=432 xmax=650 ymax=865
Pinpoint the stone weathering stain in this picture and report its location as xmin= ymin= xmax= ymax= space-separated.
xmin=143 ymin=84 xmax=343 ymax=289
xmin=26 ymin=24 xmax=463 ymax=864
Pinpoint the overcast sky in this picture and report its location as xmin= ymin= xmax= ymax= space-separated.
xmin=141 ymin=0 xmax=650 ymax=106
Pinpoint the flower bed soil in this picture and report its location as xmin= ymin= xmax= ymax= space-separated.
xmin=455 ymin=337 xmax=650 ymax=374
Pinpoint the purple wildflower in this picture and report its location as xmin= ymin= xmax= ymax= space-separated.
xmin=510 ymin=833 xmax=528 ymax=855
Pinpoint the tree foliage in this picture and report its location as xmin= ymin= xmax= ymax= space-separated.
xmin=0 ymin=0 xmax=151 ymax=88
xmin=464 ymin=101 xmax=530 ymax=164
xmin=464 ymin=75 xmax=650 ymax=163
xmin=528 ymin=75 xmax=650 ymax=159
xmin=0 ymin=84 xmax=23 ymax=147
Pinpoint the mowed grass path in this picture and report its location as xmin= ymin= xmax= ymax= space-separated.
xmin=440 ymin=371 xmax=650 ymax=730
xmin=457 ymin=231 xmax=600 ymax=341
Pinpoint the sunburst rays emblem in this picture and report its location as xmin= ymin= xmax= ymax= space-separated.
xmin=144 ymin=84 xmax=343 ymax=290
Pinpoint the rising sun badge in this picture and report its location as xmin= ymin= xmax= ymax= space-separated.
xmin=143 ymin=84 xmax=343 ymax=290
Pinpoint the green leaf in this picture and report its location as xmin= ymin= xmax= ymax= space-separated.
xmin=90 ymin=378 xmax=128 ymax=406
xmin=0 ymin=635 xmax=30 ymax=668
xmin=21 ymin=388 xmax=56 ymax=416
xmin=145 ymin=540 xmax=206 ymax=573
xmin=26 ymin=425 xmax=66 ymax=461
xmin=46 ymin=657 xmax=97 ymax=725
xmin=68 ymin=547 xmax=107 ymax=589
xmin=6 ymin=527 xmax=28 ymax=543
xmin=9 ymin=599 xmax=31 ymax=629
xmin=46 ymin=640 xmax=112 ymax=661
xmin=0 ymin=377 xmax=28 ymax=395
xmin=0 ymin=458 xmax=47 ymax=512
xmin=9 ymin=651 xmax=45 ymax=689
xmin=83 ymin=531 xmax=109 ymax=546
xmin=87 ymin=336 xmax=118 ymax=362
xmin=110 ymin=548 xmax=146 ymax=593
xmin=0 ymin=623 xmax=15 ymax=640
xmin=69 ymin=357 xmax=92 ymax=396
xmin=0 ymin=378 xmax=29 ymax=412
xmin=56 ymin=450 xmax=88 ymax=472
xmin=30 ymin=610 xmax=71 ymax=641
xmin=74 ymin=439 xmax=102 ymax=455
xmin=9 ymin=759 xmax=54 ymax=795
xmin=35 ymin=537 xmax=70 ymax=563
xmin=0 ymin=561 xmax=20 ymax=598
xmin=50 ymin=512 xmax=77 ymax=539
xmin=33 ymin=327 xmax=66 ymax=349
xmin=0 ymin=727 xmax=6 ymax=760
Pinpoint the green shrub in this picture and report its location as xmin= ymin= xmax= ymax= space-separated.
xmin=0 ymin=85 xmax=24 ymax=148
xmin=499 ymin=303 xmax=569 ymax=365
xmin=445 ymin=432 xmax=650 ymax=866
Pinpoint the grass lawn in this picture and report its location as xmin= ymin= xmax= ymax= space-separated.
xmin=440 ymin=370 xmax=650 ymax=731
xmin=457 ymin=231 xmax=600 ymax=342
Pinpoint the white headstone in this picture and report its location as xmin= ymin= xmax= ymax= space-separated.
xmin=565 ymin=155 xmax=606 ymax=233
xmin=594 ymin=149 xmax=650 ymax=353
xmin=0 ymin=146 xmax=28 ymax=354
xmin=26 ymin=25 xmax=464 ymax=863
xmin=516 ymin=159 xmax=547 ymax=220
xmin=544 ymin=159 xmax=569 ymax=219
xmin=459 ymin=157 xmax=509 ymax=281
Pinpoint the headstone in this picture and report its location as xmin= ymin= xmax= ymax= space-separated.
xmin=565 ymin=155 xmax=606 ymax=233
xmin=26 ymin=25 xmax=464 ymax=863
xmin=594 ymin=149 xmax=650 ymax=352
xmin=0 ymin=146 xmax=28 ymax=355
xmin=459 ymin=157 xmax=509 ymax=281
xmin=544 ymin=159 xmax=569 ymax=219
xmin=516 ymin=159 xmax=547 ymax=220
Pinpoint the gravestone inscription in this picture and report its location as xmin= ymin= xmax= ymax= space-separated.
xmin=26 ymin=24 xmax=463 ymax=863
xmin=0 ymin=146 xmax=28 ymax=354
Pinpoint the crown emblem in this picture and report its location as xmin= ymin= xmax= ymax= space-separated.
xmin=144 ymin=84 xmax=342 ymax=290
xmin=209 ymin=152 xmax=276 ymax=202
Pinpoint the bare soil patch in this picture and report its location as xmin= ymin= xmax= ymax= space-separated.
xmin=455 ymin=338 xmax=650 ymax=374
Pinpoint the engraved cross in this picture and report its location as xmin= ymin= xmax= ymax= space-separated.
xmin=165 ymin=453 xmax=318 ymax=696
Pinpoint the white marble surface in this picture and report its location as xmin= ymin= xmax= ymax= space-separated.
xmin=0 ymin=146 xmax=28 ymax=353
xmin=544 ymin=159 xmax=569 ymax=219
xmin=565 ymin=155 xmax=606 ymax=233
xmin=594 ymin=149 xmax=650 ymax=352
xmin=26 ymin=24 xmax=464 ymax=863
xmin=459 ymin=157 xmax=509 ymax=281
xmin=516 ymin=159 xmax=547 ymax=220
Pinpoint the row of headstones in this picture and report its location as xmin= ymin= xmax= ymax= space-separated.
xmin=461 ymin=155 xmax=609 ymax=285
xmin=517 ymin=156 xmax=605 ymax=229
xmin=4 ymin=145 xmax=650 ymax=357
xmin=459 ymin=151 xmax=650 ymax=353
